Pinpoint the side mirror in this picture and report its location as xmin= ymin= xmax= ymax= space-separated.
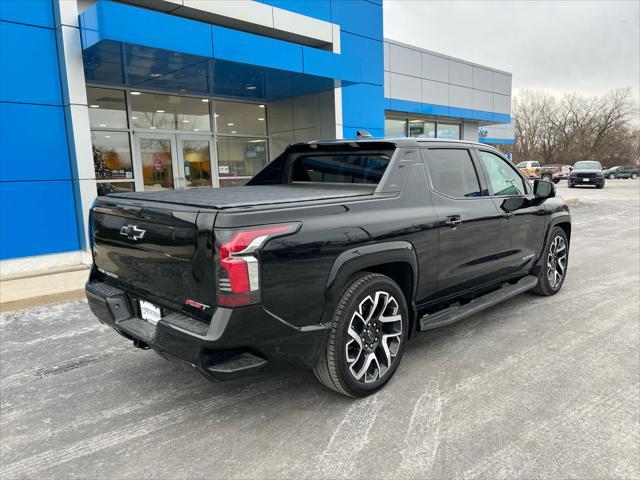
xmin=534 ymin=179 xmax=555 ymax=199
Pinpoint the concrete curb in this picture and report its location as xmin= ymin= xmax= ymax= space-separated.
xmin=0 ymin=290 xmax=86 ymax=313
xmin=0 ymin=270 xmax=88 ymax=314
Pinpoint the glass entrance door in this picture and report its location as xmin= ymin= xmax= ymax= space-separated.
xmin=134 ymin=133 xmax=216 ymax=190
xmin=134 ymin=133 xmax=178 ymax=191
xmin=177 ymin=135 xmax=217 ymax=188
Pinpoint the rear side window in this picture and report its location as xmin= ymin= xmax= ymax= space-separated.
xmin=425 ymin=149 xmax=482 ymax=198
xmin=290 ymin=153 xmax=391 ymax=184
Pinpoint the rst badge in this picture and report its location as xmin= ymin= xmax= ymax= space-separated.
xmin=185 ymin=299 xmax=210 ymax=311
xmin=120 ymin=224 xmax=146 ymax=241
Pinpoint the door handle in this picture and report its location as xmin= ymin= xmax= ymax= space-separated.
xmin=445 ymin=215 xmax=462 ymax=228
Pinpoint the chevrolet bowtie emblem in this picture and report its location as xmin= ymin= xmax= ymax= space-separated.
xmin=120 ymin=224 xmax=146 ymax=241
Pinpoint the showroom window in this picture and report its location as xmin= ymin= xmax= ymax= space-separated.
xmin=384 ymin=118 xmax=407 ymax=137
xmin=87 ymin=87 xmax=127 ymax=129
xmin=409 ymin=119 xmax=436 ymax=138
xmin=87 ymin=86 xmax=270 ymax=192
xmin=130 ymin=92 xmax=211 ymax=132
xmin=384 ymin=116 xmax=461 ymax=140
xmin=437 ymin=123 xmax=461 ymax=140
xmin=214 ymin=101 xmax=269 ymax=187
xmin=88 ymin=87 xmax=133 ymax=195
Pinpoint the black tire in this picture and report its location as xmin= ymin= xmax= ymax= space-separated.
xmin=632 ymin=173 xmax=638 ymax=179
xmin=553 ymin=178 xmax=560 ymax=184
xmin=596 ymin=183 xmax=604 ymax=189
xmin=541 ymin=174 xmax=552 ymax=182
xmin=568 ymin=182 xmax=575 ymax=188
xmin=608 ymin=173 xmax=615 ymax=179
xmin=531 ymin=227 xmax=569 ymax=296
xmin=313 ymin=273 xmax=409 ymax=397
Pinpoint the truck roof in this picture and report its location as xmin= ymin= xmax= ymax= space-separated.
xmin=298 ymin=137 xmax=500 ymax=149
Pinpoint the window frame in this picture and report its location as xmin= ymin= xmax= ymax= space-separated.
xmin=474 ymin=148 xmax=532 ymax=197
xmin=421 ymin=146 xmax=487 ymax=200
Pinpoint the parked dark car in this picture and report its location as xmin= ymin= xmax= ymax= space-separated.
xmin=86 ymin=139 xmax=571 ymax=397
xmin=609 ymin=165 xmax=639 ymax=179
xmin=602 ymin=165 xmax=622 ymax=179
xmin=568 ymin=160 xmax=605 ymax=188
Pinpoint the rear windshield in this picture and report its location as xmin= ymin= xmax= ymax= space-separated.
xmin=290 ymin=153 xmax=392 ymax=184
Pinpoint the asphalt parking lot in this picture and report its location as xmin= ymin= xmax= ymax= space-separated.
xmin=1 ymin=180 xmax=639 ymax=479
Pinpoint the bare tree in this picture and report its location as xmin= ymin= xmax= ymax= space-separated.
xmin=512 ymin=88 xmax=638 ymax=167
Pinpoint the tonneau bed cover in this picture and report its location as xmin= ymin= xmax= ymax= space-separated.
xmin=108 ymin=184 xmax=376 ymax=209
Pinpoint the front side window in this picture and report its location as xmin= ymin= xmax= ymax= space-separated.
xmin=426 ymin=149 xmax=482 ymax=198
xmin=478 ymin=150 xmax=526 ymax=196
xmin=290 ymin=153 xmax=392 ymax=185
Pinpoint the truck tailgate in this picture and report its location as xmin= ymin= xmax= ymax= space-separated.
xmin=91 ymin=201 xmax=216 ymax=313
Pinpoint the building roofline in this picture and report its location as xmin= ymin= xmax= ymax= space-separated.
xmin=383 ymin=37 xmax=512 ymax=76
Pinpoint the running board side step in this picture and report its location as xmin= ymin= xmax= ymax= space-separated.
xmin=418 ymin=275 xmax=538 ymax=331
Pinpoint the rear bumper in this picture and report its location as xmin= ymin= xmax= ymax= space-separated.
xmin=86 ymin=281 xmax=328 ymax=381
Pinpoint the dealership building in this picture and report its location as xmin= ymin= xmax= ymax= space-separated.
xmin=0 ymin=0 xmax=514 ymax=274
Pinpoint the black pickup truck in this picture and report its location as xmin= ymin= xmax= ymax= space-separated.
xmin=86 ymin=138 xmax=571 ymax=397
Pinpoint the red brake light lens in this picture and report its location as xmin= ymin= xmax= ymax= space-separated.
xmin=216 ymin=224 xmax=299 ymax=307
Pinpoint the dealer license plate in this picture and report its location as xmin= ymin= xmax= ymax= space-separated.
xmin=140 ymin=300 xmax=162 ymax=325
xmin=583 ymin=178 xmax=589 ymax=182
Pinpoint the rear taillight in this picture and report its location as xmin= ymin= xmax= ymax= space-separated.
xmin=215 ymin=223 xmax=300 ymax=307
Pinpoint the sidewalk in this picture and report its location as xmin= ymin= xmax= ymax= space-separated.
xmin=0 ymin=268 xmax=89 ymax=313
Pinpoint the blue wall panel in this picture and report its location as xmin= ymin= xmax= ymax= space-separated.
xmin=448 ymin=106 xmax=474 ymax=120
xmin=0 ymin=0 xmax=53 ymax=28
xmin=341 ymin=83 xmax=385 ymax=131
xmin=0 ymin=103 xmax=71 ymax=182
xmin=213 ymin=26 xmax=303 ymax=73
xmin=0 ymin=20 xmax=62 ymax=105
xmin=331 ymin=0 xmax=382 ymax=40
xmin=492 ymin=113 xmax=511 ymax=124
xmin=340 ymin=32 xmax=383 ymax=85
xmin=472 ymin=110 xmax=493 ymax=122
xmin=302 ymin=46 xmax=361 ymax=83
xmin=480 ymin=137 xmax=515 ymax=145
xmin=80 ymin=1 xmax=213 ymax=57
xmin=256 ymin=0 xmax=332 ymax=22
xmin=388 ymin=98 xmax=423 ymax=115
xmin=422 ymin=103 xmax=449 ymax=117
xmin=0 ymin=181 xmax=80 ymax=259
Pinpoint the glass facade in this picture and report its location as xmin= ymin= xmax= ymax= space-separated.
xmin=87 ymin=87 xmax=270 ymax=194
xmin=216 ymin=137 xmax=268 ymax=186
xmin=91 ymin=131 xmax=133 ymax=180
xmin=130 ymin=92 xmax=211 ymax=132
xmin=408 ymin=120 xmax=436 ymax=138
xmin=384 ymin=116 xmax=461 ymax=140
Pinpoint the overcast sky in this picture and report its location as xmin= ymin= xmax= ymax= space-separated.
xmin=384 ymin=0 xmax=640 ymax=104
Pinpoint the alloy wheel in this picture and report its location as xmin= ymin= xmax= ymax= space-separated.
xmin=345 ymin=291 xmax=403 ymax=384
xmin=547 ymin=235 xmax=567 ymax=288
